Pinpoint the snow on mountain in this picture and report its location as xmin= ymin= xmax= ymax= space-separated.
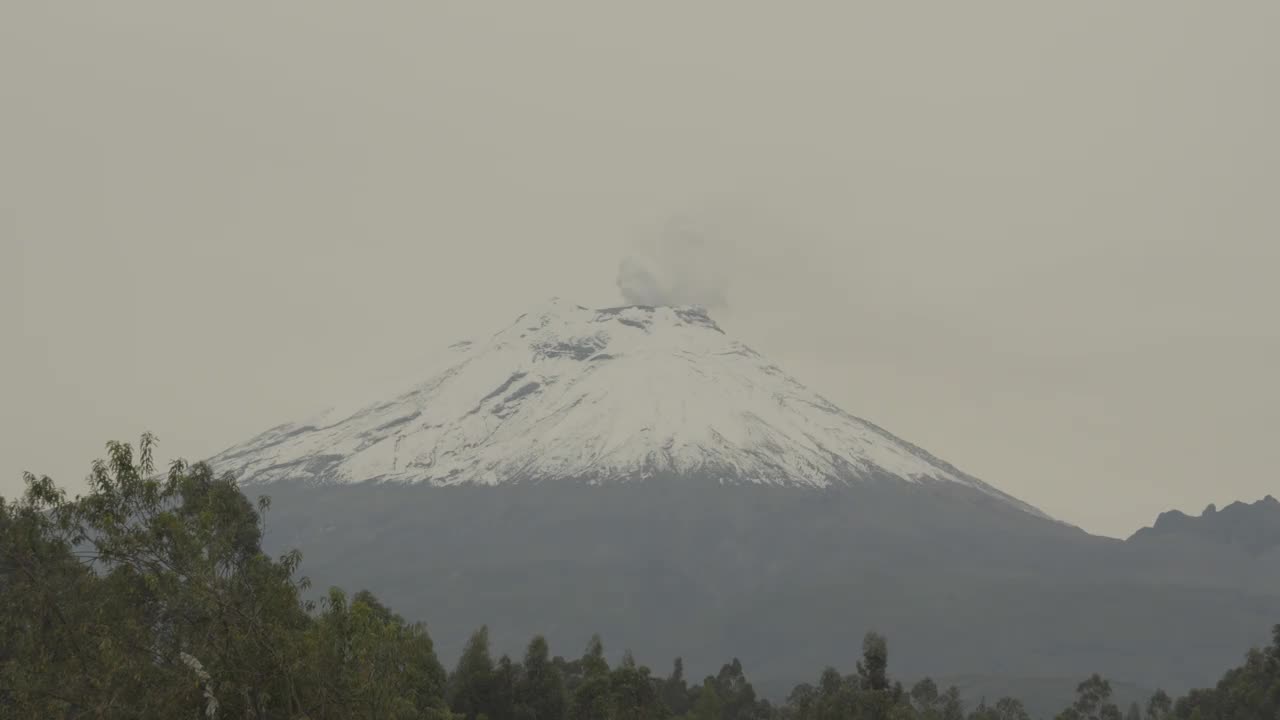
xmin=211 ymin=299 xmax=1047 ymax=518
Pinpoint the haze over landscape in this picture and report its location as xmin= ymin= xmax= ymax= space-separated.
xmin=6 ymin=4 xmax=1280 ymax=719
xmin=6 ymin=2 xmax=1280 ymax=538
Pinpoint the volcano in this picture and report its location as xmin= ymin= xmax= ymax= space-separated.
xmin=211 ymin=300 xmax=1280 ymax=710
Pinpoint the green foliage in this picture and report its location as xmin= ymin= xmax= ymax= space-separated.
xmin=1145 ymin=690 xmax=1172 ymax=720
xmin=0 ymin=435 xmax=446 ymax=719
xmin=910 ymin=678 xmax=941 ymax=720
xmin=515 ymin=635 xmax=567 ymax=720
xmin=690 ymin=683 xmax=724 ymax=720
xmin=662 ymin=658 xmax=693 ymax=717
xmin=700 ymin=658 xmax=770 ymax=720
xmin=1167 ymin=625 xmax=1280 ymax=720
xmin=450 ymin=626 xmax=498 ymax=720
xmin=775 ymin=634 xmax=918 ymax=720
xmin=857 ymin=634 xmax=890 ymax=693
xmin=936 ymin=686 xmax=966 ymax=720
xmin=570 ymin=635 xmax=615 ymax=720
xmin=609 ymin=651 xmax=660 ymax=720
xmin=1057 ymin=674 xmax=1122 ymax=720
xmin=308 ymin=587 xmax=448 ymax=719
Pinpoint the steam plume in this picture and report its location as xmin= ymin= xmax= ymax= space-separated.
xmin=616 ymin=214 xmax=730 ymax=309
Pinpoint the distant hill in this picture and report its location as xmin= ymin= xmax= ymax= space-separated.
xmin=1129 ymin=496 xmax=1280 ymax=554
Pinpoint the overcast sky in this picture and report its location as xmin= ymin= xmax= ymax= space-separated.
xmin=4 ymin=2 xmax=1278 ymax=537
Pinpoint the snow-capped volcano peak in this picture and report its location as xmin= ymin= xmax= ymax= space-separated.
xmin=211 ymin=300 xmax=1047 ymax=518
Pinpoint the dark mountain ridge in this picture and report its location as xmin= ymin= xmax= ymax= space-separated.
xmin=1129 ymin=495 xmax=1280 ymax=554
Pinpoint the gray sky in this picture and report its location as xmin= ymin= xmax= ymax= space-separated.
xmin=4 ymin=2 xmax=1278 ymax=538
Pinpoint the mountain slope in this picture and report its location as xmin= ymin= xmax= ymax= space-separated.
xmin=246 ymin=479 xmax=1276 ymax=706
xmin=208 ymin=300 xmax=1278 ymax=708
xmin=213 ymin=299 xmax=1046 ymax=518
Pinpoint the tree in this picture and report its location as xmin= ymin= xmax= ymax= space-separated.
xmin=662 ymin=657 xmax=693 ymax=717
xmin=515 ymin=636 xmax=566 ymax=720
xmin=492 ymin=654 xmax=520 ymax=720
xmin=858 ymin=633 xmax=890 ymax=693
xmin=1168 ymin=624 xmax=1280 ymax=720
xmin=691 ymin=682 xmax=725 ymax=720
xmin=0 ymin=436 xmax=317 ymax=718
xmin=1145 ymin=690 xmax=1172 ymax=720
xmin=705 ymin=658 xmax=767 ymax=720
xmin=309 ymin=587 xmax=449 ymax=719
xmin=940 ymin=686 xmax=966 ymax=720
xmin=572 ymin=634 xmax=614 ymax=720
xmin=610 ymin=651 xmax=660 ymax=720
xmin=851 ymin=632 xmax=902 ymax=720
xmin=993 ymin=698 xmax=1031 ymax=720
xmin=582 ymin=634 xmax=610 ymax=677
xmin=450 ymin=626 xmax=497 ymax=720
xmin=1058 ymin=674 xmax=1122 ymax=720
xmin=911 ymin=678 xmax=941 ymax=720
xmin=785 ymin=683 xmax=818 ymax=720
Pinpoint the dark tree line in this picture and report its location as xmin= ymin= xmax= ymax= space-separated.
xmin=1 ymin=436 xmax=1277 ymax=719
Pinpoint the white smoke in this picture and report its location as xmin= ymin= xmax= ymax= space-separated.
xmin=616 ymin=213 xmax=731 ymax=309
